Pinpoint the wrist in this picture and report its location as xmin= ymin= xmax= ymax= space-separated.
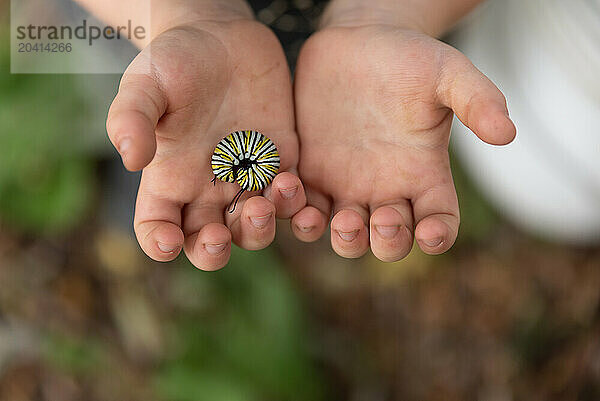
xmin=320 ymin=0 xmax=481 ymax=37
xmin=321 ymin=0 xmax=428 ymax=33
xmin=151 ymin=0 xmax=254 ymax=40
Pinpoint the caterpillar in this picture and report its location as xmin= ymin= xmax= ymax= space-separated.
xmin=211 ymin=130 xmax=280 ymax=213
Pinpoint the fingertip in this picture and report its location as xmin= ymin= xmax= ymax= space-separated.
xmin=268 ymin=172 xmax=307 ymax=218
xmin=331 ymin=209 xmax=364 ymax=231
xmin=271 ymin=171 xmax=301 ymax=192
xmin=477 ymin=109 xmax=517 ymax=146
xmin=232 ymin=196 xmax=276 ymax=251
xmin=439 ymin=51 xmax=516 ymax=146
xmin=243 ymin=196 xmax=276 ymax=223
xmin=107 ymin=110 xmax=158 ymax=171
xmin=155 ymin=223 xmax=184 ymax=250
xmin=331 ymin=209 xmax=369 ymax=259
xmin=187 ymin=223 xmax=232 ymax=271
xmin=291 ymin=206 xmax=327 ymax=242
xmin=415 ymin=216 xmax=456 ymax=255
xmin=119 ymin=138 xmax=156 ymax=171
xmin=137 ymin=221 xmax=184 ymax=262
xmin=369 ymin=206 xmax=413 ymax=262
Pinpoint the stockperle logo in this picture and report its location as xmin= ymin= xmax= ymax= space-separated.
xmin=16 ymin=20 xmax=146 ymax=46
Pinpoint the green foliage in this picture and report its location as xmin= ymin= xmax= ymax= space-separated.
xmin=0 ymin=30 xmax=95 ymax=233
xmin=156 ymin=247 xmax=326 ymax=401
xmin=42 ymin=333 xmax=109 ymax=375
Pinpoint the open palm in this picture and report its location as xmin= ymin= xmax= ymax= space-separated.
xmin=107 ymin=19 xmax=310 ymax=270
xmin=293 ymin=25 xmax=516 ymax=261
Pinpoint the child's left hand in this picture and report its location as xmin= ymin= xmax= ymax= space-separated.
xmin=293 ymin=21 xmax=516 ymax=261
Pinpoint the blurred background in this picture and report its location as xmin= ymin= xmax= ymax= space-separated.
xmin=1 ymin=0 xmax=599 ymax=400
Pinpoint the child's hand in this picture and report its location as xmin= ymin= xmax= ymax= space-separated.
xmin=107 ymin=13 xmax=309 ymax=270
xmin=293 ymin=18 xmax=515 ymax=261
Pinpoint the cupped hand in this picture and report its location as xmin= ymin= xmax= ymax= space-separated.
xmin=107 ymin=17 xmax=309 ymax=270
xmin=293 ymin=24 xmax=516 ymax=261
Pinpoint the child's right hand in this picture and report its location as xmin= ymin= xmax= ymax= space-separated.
xmin=107 ymin=10 xmax=311 ymax=270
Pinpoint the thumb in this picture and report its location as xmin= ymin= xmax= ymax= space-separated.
xmin=437 ymin=51 xmax=516 ymax=146
xmin=106 ymin=64 xmax=167 ymax=171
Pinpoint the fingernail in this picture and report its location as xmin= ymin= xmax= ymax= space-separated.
xmin=296 ymin=225 xmax=314 ymax=233
xmin=205 ymin=243 xmax=226 ymax=255
xmin=422 ymin=237 xmax=443 ymax=247
xmin=375 ymin=225 xmax=399 ymax=239
xmin=279 ymin=186 xmax=298 ymax=200
xmin=118 ymin=138 xmax=131 ymax=155
xmin=158 ymin=242 xmax=178 ymax=253
xmin=250 ymin=213 xmax=272 ymax=229
xmin=336 ymin=230 xmax=359 ymax=242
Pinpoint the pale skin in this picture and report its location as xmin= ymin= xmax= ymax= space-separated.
xmin=78 ymin=0 xmax=515 ymax=267
xmin=293 ymin=0 xmax=516 ymax=260
xmin=77 ymin=0 xmax=316 ymax=270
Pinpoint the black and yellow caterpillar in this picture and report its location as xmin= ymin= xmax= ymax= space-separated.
xmin=211 ymin=130 xmax=280 ymax=213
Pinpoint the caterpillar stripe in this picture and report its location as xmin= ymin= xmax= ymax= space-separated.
xmin=211 ymin=130 xmax=280 ymax=213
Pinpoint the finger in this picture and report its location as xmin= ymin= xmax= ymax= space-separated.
xmin=186 ymin=224 xmax=232 ymax=271
xmin=412 ymin=181 xmax=460 ymax=255
xmin=291 ymin=206 xmax=328 ymax=242
xmin=134 ymin=181 xmax=184 ymax=262
xmin=226 ymin=196 xmax=276 ymax=251
xmin=106 ymin=72 xmax=166 ymax=171
xmin=263 ymin=171 xmax=307 ymax=218
xmin=437 ymin=50 xmax=516 ymax=146
xmin=369 ymin=202 xmax=414 ymax=262
xmin=182 ymin=202 xmax=232 ymax=271
xmin=291 ymin=186 xmax=330 ymax=242
xmin=330 ymin=204 xmax=369 ymax=259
